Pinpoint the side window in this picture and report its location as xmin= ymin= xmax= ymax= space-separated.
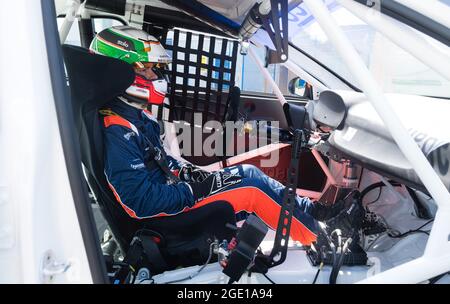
xmin=57 ymin=18 xmax=81 ymax=46
xmin=56 ymin=17 xmax=125 ymax=47
xmin=235 ymin=46 xmax=291 ymax=96
xmin=93 ymin=18 xmax=125 ymax=34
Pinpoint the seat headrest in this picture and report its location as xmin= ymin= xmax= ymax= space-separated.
xmin=62 ymin=44 xmax=135 ymax=108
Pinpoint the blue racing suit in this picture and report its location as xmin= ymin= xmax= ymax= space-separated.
xmin=101 ymin=100 xmax=194 ymax=218
xmin=101 ymin=99 xmax=319 ymax=245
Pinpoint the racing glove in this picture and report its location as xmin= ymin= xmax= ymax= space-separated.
xmin=179 ymin=163 xmax=211 ymax=183
xmin=188 ymin=171 xmax=243 ymax=203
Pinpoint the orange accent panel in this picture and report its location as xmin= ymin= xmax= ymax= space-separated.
xmin=143 ymin=109 xmax=153 ymax=116
xmin=104 ymin=116 xmax=132 ymax=129
xmin=192 ymin=187 xmax=317 ymax=245
xmin=107 ymin=182 xmax=139 ymax=219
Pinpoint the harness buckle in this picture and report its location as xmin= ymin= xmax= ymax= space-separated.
xmin=154 ymin=147 xmax=162 ymax=161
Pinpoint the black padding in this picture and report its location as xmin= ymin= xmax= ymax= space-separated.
xmin=313 ymin=91 xmax=347 ymax=130
xmin=62 ymin=45 xmax=237 ymax=266
xmin=145 ymin=201 xmax=236 ymax=242
xmin=85 ymin=0 xmax=127 ymax=16
xmin=62 ymin=45 xmax=135 ymax=109
xmin=222 ymin=86 xmax=241 ymax=158
xmin=223 ymin=86 xmax=241 ymax=123
xmin=142 ymin=201 xmax=236 ymax=269
xmin=283 ymin=102 xmax=308 ymax=131
xmin=63 ymin=45 xmax=136 ymax=250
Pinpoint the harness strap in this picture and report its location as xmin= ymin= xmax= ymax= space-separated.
xmin=101 ymin=109 xmax=180 ymax=184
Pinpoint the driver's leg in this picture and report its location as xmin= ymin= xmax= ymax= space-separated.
xmin=237 ymin=164 xmax=314 ymax=212
xmin=193 ymin=164 xmax=319 ymax=245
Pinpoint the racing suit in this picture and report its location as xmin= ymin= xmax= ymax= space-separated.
xmin=102 ymin=99 xmax=319 ymax=245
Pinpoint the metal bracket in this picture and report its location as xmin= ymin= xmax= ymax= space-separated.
xmin=353 ymin=0 xmax=381 ymax=11
xmin=260 ymin=0 xmax=289 ymax=64
xmin=40 ymin=250 xmax=72 ymax=283
xmin=268 ymin=129 xmax=308 ymax=267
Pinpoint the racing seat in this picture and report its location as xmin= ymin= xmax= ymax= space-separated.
xmin=62 ymin=45 xmax=236 ymax=273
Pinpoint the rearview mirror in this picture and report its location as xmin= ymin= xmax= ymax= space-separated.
xmin=288 ymin=77 xmax=306 ymax=96
xmin=288 ymin=77 xmax=314 ymax=99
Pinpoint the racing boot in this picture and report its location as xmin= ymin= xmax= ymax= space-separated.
xmin=312 ymin=191 xmax=387 ymax=236
xmin=310 ymin=199 xmax=346 ymax=222
xmin=327 ymin=191 xmax=365 ymax=232
xmin=311 ymin=191 xmax=366 ymax=234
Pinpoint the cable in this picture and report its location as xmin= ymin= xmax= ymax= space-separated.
xmin=328 ymin=239 xmax=339 ymax=285
xmin=366 ymin=187 xmax=383 ymax=207
xmin=406 ymin=186 xmax=432 ymax=219
xmin=136 ymin=278 xmax=155 ymax=284
xmin=388 ymin=219 xmax=434 ymax=239
xmin=130 ymin=271 xmax=137 ymax=284
xmin=330 ymin=237 xmax=352 ymax=284
xmin=366 ymin=219 xmax=434 ymax=251
xmin=360 ymin=181 xmax=402 ymax=210
xmin=312 ymin=262 xmax=324 ymax=284
xmin=161 ymin=241 xmax=216 ymax=284
xmin=331 ymin=229 xmax=342 ymax=241
xmin=416 ymin=219 xmax=434 ymax=230
xmin=330 ymin=229 xmax=343 ymax=250
xmin=429 ymin=272 xmax=450 ymax=284
xmin=329 ymin=244 xmax=340 ymax=284
xmin=389 ymin=230 xmax=430 ymax=238
xmin=316 ymin=223 xmax=338 ymax=283
xmin=263 ymin=273 xmax=276 ymax=284
xmin=357 ymin=168 xmax=364 ymax=190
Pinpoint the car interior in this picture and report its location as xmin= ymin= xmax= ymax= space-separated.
xmin=54 ymin=0 xmax=450 ymax=284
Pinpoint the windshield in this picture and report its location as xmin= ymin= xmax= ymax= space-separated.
xmin=288 ymin=0 xmax=450 ymax=98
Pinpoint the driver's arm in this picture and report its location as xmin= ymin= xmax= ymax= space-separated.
xmin=103 ymin=125 xmax=195 ymax=219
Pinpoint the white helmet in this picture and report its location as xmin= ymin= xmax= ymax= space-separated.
xmin=90 ymin=25 xmax=171 ymax=105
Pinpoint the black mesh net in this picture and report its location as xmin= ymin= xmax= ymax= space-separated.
xmin=151 ymin=29 xmax=239 ymax=125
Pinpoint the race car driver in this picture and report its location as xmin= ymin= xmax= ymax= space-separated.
xmin=92 ymin=26 xmax=349 ymax=246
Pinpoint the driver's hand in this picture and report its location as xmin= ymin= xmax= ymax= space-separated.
xmin=179 ymin=163 xmax=211 ymax=183
xmin=188 ymin=171 xmax=243 ymax=203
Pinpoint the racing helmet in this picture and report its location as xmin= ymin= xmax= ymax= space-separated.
xmin=89 ymin=25 xmax=171 ymax=105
